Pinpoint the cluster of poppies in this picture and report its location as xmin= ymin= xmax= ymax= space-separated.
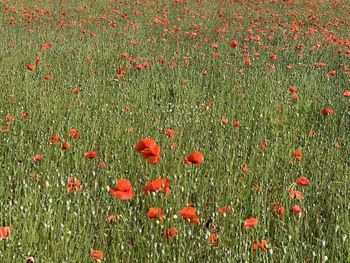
xmin=135 ymin=138 xmax=161 ymax=164
xmin=135 ymin=137 xmax=204 ymax=166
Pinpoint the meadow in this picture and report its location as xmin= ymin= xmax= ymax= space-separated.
xmin=1 ymin=0 xmax=350 ymax=262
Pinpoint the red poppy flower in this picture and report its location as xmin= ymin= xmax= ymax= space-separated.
xmin=164 ymin=129 xmax=175 ymax=139
xmin=321 ymin=107 xmax=334 ymax=116
xmin=2 ymin=125 xmax=9 ymax=133
xmin=242 ymin=163 xmax=249 ymax=173
xmin=270 ymin=54 xmax=278 ymax=60
xmin=148 ymin=207 xmax=165 ymax=219
xmin=209 ymin=233 xmax=219 ymax=245
xmin=272 ymin=206 xmax=285 ymax=216
xmin=218 ymin=206 xmax=232 ymax=216
xmin=179 ymin=207 xmax=200 ymax=224
xmin=230 ymin=40 xmax=239 ymax=48
xmin=44 ymin=74 xmax=52 ymax=80
xmin=289 ymin=86 xmax=298 ymax=93
xmin=292 ymin=149 xmax=302 ymax=161
xmin=233 ymin=121 xmax=241 ymax=128
xmin=135 ymin=138 xmax=161 ymax=164
xmin=252 ymin=240 xmax=268 ymax=252
xmin=313 ymin=62 xmax=326 ymax=68
xmin=5 ymin=114 xmax=14 ymax=123
xmin=117 ymin=67 xmax=126 ymax=79
xmin=106 ymin=215 xmax=117 ymax=223
xmin=84 ymin=151 xmax=97 ymax=159
xmin=99 ymin=160 xmax=107 ymax=170
xmin=343 ymin=90 xmax=350 ymax=97
xmin=142 ymin=178 xmax=171 ymax=196
xmin=296 ymin=176 xmax=309 ymax=186
xmin=71 ymin=88 xmax=81 ymax=95
xmin=165 ymin=227 xmax=178 ymax=240
xmin=135 ymin=138 xmax=157 ymax=153
xmin=21 ymin=112 xmax=28 ymax=119
xmin=26 ymin=64 xmax=35 ymax=71
xmin=141 ymin=144 xmax=160 ymax=159
xmin=34 ymin=154 xmax=43 ymax=161
xmin=288 ymin=189 xmax=303 ymax=200
xmin=90 ymin=249 xmax=104 ymax=262
xmin=41 ymin=42 xmax=52 ymax=50
xmin=259 ymin=140 xmax=268 ymax=151
xmin=110 ymin=178 xmax=134 ymax=200
xmin=146 ymin=155 xmax=161 ymax=164
xmin=220 ymin=118 xmax=229 ymax=125
xmin=243 ymin=217 xmax=258 ymax=229
xmin=184 ymin=151 xmax=204 ymax=166
xmin=0 ymin=226 xmax=13 ymax=239
xmin=62 ymin=142 xmax=70 ymax=151
xmin=292 ymin=205 xmax=302 ymax=215
xmin=67 ymin=177 xmax=81 ymax=192
xmin=69 ymin=128 xmax=80 ymax=139
xmin=328 ymin=70 xmax=336 ymax=76
xmin=51 ymin=134 xmax=60 ymax=144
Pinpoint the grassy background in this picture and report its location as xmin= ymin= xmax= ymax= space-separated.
xmin=1 ymin=0 xmax=350 ymax=261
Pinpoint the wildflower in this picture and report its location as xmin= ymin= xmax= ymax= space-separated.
xmin=0 ymin=226 xmax=13 ymax=239
xmin=343 ymin=90 xmax=350 ymax=97
xmin=296 ymin=176 xmax=309 ymax=186
xmin=99 ymin=160 xmax=107 ymax=170
xmin=289 ymin=86 xmax=298 ymax=93
xmin=209 ymin=233 xmax=219 ymax=245
xmin=292 ymin=149 xmax=302 ymax=161
xmin=69 ymin=128 xmax=80 ymax=139
xmin=142 ymin=178 xmax=171 ymax=196
xmin=184 ymin=152 xmax=204 ymax=166
xmin=270 ymin=54 xmax=278 ymax=60
xmin=308 ymin=130 xmax=317 ymax=137
xmin=230 ymin=40 xmax=239 ymax=48
xmin=165 ymin=227 xmax=178 ymax=240
xmin=328 ymin=70 xmax=336 ymax=76
xmin=220 ymin=118 xmax=229 ymax=125
xmin=252 ymin=240 xmax=268 ymax=252
xmin=41 ymin=43 xmax=52 ymax=50
xmin=67 ymin=177 xmax=81 ymax=192
xmin=21 ymin=112 xmax=28 ymax=119
xmin=34 ymin=154 xmax=43 ymax=161
xmin=242 ymin=164 xmax=249 ymax=173
xmin=26 ymin=64 xmax=35 ymax=71
xmin=106 ymin=215 xmax=117 ymax=223
xmin=292 ymin=205 xmax=302 ymax=215
xmin=259 ymin=140 xmax=268 ymax=151
xmin=218 ymin=206 xmax=232 ymax=216
xmin=110 ymin=178 xmax=135 ymax=200
xmin=71 ymin=88 xmax=81 ymax=95
xmin=51 ymin=134 xmax=60 ymax=144
xmin=244 ymin=218 xmax=258 ymax=229
xmin=90 ymin=249 xmax=104 ymax=262
xmin=164 ymin=129 xmax=175 ymax=139
xmin=62 ymin=142 xmax=70 ymax=151
xmin=148 ymin=208 xmax=165 ymax=219
xmin=272 ymin=206 xmax=285 ymax=216
xmin=321 ymin=107 xmax=334 ymax=116
xmin=233 ymin=121 xmax=241 ymax=128
xmin=135 ymin=138 xmax=161 ymax=164
xmin=288 ymin=189 xmax=303 ymax=200
xmin=44 ymin=74 xmax=52 ymax=80
xmin=84 ymin=151 xmax=97 ymax=159
xmin=5 ymin=114 xmax=14 ymax=123
xmin=116 ymin=67 xmax=126 ymax=79
xmin=179 ymin=207 xmax=200 ymax=224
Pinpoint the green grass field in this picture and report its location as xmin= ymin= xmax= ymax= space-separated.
xmin=1 ymin=0 xmax=350 ymax=262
